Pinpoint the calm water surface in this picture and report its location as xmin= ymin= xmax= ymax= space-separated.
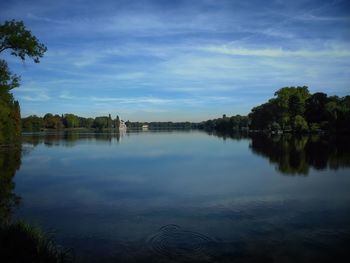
xmin=2 ymin=130 xmax=350 ymax=262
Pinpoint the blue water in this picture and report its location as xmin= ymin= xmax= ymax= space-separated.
xmin=7 ymin=131 xmax=350 ymax=262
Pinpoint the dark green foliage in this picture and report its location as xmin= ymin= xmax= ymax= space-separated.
xmin=0 ymin=60 xmax=21 ymax=144
xmin=305 ymin=92 xmax=328 ymax=124
xmin=125 ymin=121 xmax=141 ymax=128
xmin=0 ymin=20 xmax=47 ymax=63
xmin=0 ymin=20 xmax=46 ymax=145
xmin=248 ymin=86 xmax=350 ymax=133
xmin=293 ymin=115 xmax=309 ymax=132
xmin=63 ymin=114 xmax=79 ymax=128
xmin=0 ymin=87 xmax=21 ymax=144
xmin=107 ymin=114 xmax=112 ymax=129
xmin=93 ymin=116 xmax=109 ymax=130
xmin=202 ymin=115 xmax=249 ymax=132
xmin=22 ymin=115 xmax=44 ymax=131
xmin=249 ymin=100 xmax=278 ymax=130
xmin=288 ymin=94 xmax=305 ymax=119
xmin=16 ymin=87 xmax=350 ymax=134
xmin=148 ymin=121 xmax=195 ymax=129
xmin=78 ymin=117 xmax=94 ymax=128
xmin=22 ymin=114 xmax=126 ymax=131
xmin=0 ymin=59 xmax=20 ymax=91
xmin=44 ymin=114 xmax=64 ymax=129
xmin=115 ymin=115 xmax=120 ymax=129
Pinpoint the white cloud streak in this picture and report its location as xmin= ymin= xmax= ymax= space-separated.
xmin=201 ymin=45 xmax=350 ymax=58
xmin=3 ymin=0 xmax=350 ymax=120
xmin=14 ymin=86 xmax=51 ymax=102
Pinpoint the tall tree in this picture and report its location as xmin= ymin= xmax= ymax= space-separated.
xmin=274 ymin=86 xmax=310 ymax=128
xmin=64 ymin=114 xmax=79 ymax=128
xmin=305 ymin=92 xmax=328 ymax=126
xmin=0 ymin=60 xmax=20 ymax=91
xmin=115 ymin=115 xmax=120 ymax=130
xmin=0 ymin=20 xmax=46 ymax=144
xmin=108 ymin=114 xmax=112 ymax=129
xmin=0 ymin=20 xmax=47 ymax=62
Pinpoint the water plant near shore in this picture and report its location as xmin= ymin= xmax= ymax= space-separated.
xmin=0 ymin=221 xmax=73 ymax=263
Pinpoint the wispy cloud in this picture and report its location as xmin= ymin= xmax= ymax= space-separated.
xmin=59 ymin=91 xmax=74 ymax=100
xmin=3 ymin=0 xmax=350 ymax=120
xmin=88 ymin=95 xmax=237 ymax=106
xmin=14 ymin=86 xmax=51 ymax=102
xmin=27 ymin=13 xmax=67 ymax=24
xmin=201 ymin=45 xmax=350 ymax=58
xmin=90 ymin=96 xmax=173 ymax=105
xmin=21 ymin=94 xmax=51 ymax=102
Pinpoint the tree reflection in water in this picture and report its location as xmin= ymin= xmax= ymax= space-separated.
xmin=0 ymin=146 xmax=22 ymax=224
xmin=249 ymin=133 xmax=350 ymax=175
xmin=21 ymin=131 xmax=350 ymax=177
xmin=22 ymin=131 xmax=123 ymax=147
xmin=1 ymin=131 xmax=350 ymax=262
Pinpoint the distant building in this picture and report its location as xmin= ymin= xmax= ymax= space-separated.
xmin=120 ymin=120 xmax=127 ymax=130
xmin=142 ymin=124 xmax=148 ymax=130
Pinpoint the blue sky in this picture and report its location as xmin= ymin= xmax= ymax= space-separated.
xmin=1 ymin=0 xmax=350 ymax=121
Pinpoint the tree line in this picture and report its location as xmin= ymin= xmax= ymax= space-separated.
xmin=21 ymin=115 xmax=202 ymax=131
xmin=17 ymin=86 xmax=350 ymax=134
xmin=200 ymin=114 xmax=249 ymax=132
xmin=22 ymin=114 xmax=123 ymax=131
xmin=2 ymin=20 xmax=350 ymax=146
xmin=125 ymin=121 xmax=199 ymax=129
xmin=202 ymin=86 xmax=350 ymax=133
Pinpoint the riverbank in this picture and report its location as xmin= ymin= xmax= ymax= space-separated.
xmin=0 ymin=221 xmax=73 ymax=263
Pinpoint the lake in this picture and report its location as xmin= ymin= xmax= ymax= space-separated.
xmin=1 ymin=130 xmax=350 ymax=262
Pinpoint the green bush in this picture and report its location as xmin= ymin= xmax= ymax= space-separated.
xmin=294 ymin=115 xmax=309 ymax=133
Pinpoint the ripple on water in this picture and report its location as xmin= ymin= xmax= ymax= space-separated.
xmin=147 ymin=224 xmax=214 ymax=258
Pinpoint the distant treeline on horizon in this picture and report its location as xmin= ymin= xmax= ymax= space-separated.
xmin=21 ymin=86 xmax=350 ymax=133
xmin=21 ymin=113 xmax=201 ymax=131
